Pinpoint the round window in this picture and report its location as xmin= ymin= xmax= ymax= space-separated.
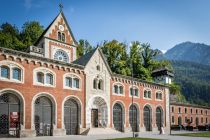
xmin=54 ymin=50 xmax=69 ymax=63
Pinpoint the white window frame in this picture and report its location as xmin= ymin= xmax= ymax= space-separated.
xmin=155 ymin=90 xmax=163 ymax=101
xmin=143 ymin=88 xmax=152 ymax=100
xmin=33 ymin=67 xmax=56 ymax=87
xmin=112 ymin=82 xmax=125 ymax=96
xmin=0 ymin=60 xmax=24 ymax=84
xmin=63 ymin=73 xmax=81 ymax=91
xmin=129 ymin=85 xmax=140 ymax=98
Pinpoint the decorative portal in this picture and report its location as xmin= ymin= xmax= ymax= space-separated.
xmin=156 ymin=107 xmax=163 ymax=131
xmin=64 ymin=99 xmax=79 ymax=135
xmin=113 ymin=103 xmax=123 ymax=132
xmin=54 ymin=50 xmax=69 ymax=63
xmin=0 ymin=93 xmax=21 ymax=137
xmin=144 ymin=106 xmax=152 ymax=131
xmin=129 ymin=105 xmax=138 ymax=132
xmin=89 ymin=97 xmax=108 ymax=128
xmin=34 ymin=96 xmax=53 ymax=136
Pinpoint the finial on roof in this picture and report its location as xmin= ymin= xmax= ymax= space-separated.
xmin=59 ymin=2 xmax=63 ymax=12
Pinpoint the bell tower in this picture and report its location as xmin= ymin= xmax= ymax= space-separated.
xmin=29 ymin=4 xmax=77 ymax=63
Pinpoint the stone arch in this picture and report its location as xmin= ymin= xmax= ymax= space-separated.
xmin=31 ymin=92 xmax=57 ymax=132
xmin=143 ymin=104 xmax=152 ymax=131
xmin=0 ymin=88 xmax=25 ymax=132
xmin=61 ymin=95 xmax=82 ymax=129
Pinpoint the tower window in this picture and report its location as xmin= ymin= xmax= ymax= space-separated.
xmin=58 ymin=32 xmax=61 ymax=41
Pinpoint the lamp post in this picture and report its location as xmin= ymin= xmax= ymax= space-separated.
xmin=131 ymin=62 xmax=135 ymax=138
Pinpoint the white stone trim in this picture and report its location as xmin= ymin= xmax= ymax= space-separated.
xmin=143 ymin=88 xmax=152 ymax=100
xmin=63 ymin=73 xmax=82 ymax=91
xmin=61 ymin=95 xmax=83 ymax=129
xmin=0 ymin=88 xmax=25 ymax=129
xmin=31 ymin=92 xmax=57 ymax=130
xmin=155 ymin=90 xmax=164 ymax=101
xmin=112 ymin=100 xmax=126 ymax=127
xmin=33 ymin=67 xmax=56 ymax=87
xmin=0 ymin=60 xmax=24 ymax=84
xmin=129 ymin=85 xmax=140 ymax=98
xmin=112 ymin=82 xmax=125 ymax=96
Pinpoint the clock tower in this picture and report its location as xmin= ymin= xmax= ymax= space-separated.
xmin=29 ymin=8 xmax=77 ymax=63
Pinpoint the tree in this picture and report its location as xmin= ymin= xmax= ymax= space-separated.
xmin=77 ymin=39 xmax=93 ymax=58
xmin=141 ymin=43 xmax=159 ymax=69
xmin=101 ymin=40 xmax=131 ymax=75
xmin=0 ymin=23 xmax=25 ymax=50
xmin=21 ymin=21 xmax=44 ymax=46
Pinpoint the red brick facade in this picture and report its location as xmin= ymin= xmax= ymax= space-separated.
xmin=170 ymin=103 xmax=210 ymax=127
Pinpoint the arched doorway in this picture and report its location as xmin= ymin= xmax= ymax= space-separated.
xmin=156 ymin=107 xmax=163 ymax=131
xmin=144 ymin=105 xmax=152 ymax=131
xmin=129 ymin=105 xmax=138 ymax=132
xmin=88 ymin=97 xmax=108 ymax=128
xmin=0 ymin=93 xmax=22 ymax=137
xmin=178 ymin=116 xmax=182 ymax=125
xmin=113 ymin=103 xmax=123 ymax=132
xmin=34 ymin=96 xmax=53 ymax=136
xmin=196 ymin=117 xmax=199 ymax=126
xmin=64 ymin=99 xmax=79 ymax=135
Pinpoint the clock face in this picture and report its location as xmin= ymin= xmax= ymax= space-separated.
xmin=59 ymin=25 xmax=64 ymax=31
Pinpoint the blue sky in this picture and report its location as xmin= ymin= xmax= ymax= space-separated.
xmin=0 ymin=0 xmax=210 ymax=51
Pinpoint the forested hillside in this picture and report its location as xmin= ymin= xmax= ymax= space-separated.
xmin=171 ymin=60 xmax=210 ymax=106
xmin=165 ymin=42 xmax=210 ymax=65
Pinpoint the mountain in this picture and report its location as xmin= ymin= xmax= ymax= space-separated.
xmin=171 ymin=60 xmax=210 ymax=106
xmin=164 ymin=42 xmax=210 ymax=65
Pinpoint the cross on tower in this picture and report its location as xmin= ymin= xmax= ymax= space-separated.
xmin=59 ymin=3 xmax=63 ymax=12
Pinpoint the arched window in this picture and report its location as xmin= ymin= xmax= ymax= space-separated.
xmin=96 ymin=65 xmax=100 ymax=71
xmin=144 ymin=90 xmax=151 ymax=99
xmin=113 ymin=83 xmax=124 ymax=95
xmin=12 ymin=67 xmax=21 ymax=80
xmin=156 ymin=92 xmax=162 ymax=100
xmin=130 ymin=87 xmax=139 ymax=97
xmin=62 ymin=33 xmax=65 ymax=42
xmin=73 ymin=78 xmax=79 ymax=89
xmin=34 ymin=68 xmax=55 ymax=87
xmin=58 ymin=32 xmax=61 ymax=41
xmin=0 ymin=65 xmax=9 ymax=78
xmin=171 ymin=107 xmax=174 ymax=113
xmin=191 ymin=117 xmax=193 ymax=123
xmin=37 ymin=72 xmax=44 ymax=83
xmin=46 ymin=73 xmax=53 ymax=85
xmin=54 ymin=49 xmax=69 ymax=63
xmin=172 ymin=116 xmax=174 ymax=123
xmin=64 ymin=74 xmax=80 ymax=89
xmin=98 ymin=80 xmax=103 ymax=90
xmin=178 ymin=107 xmax=181 ymax=113
xmin=65 ymin=77 xmax=72 ymax=87
xmin=185 ymin=108 xmax=187 ymax=114
xmin=0 ymin=61 xmax=24 ymax=83
xmin=201 ymin=117 xmax=203 ymax=123
xmin=93 ymin=79 xmax=97 ymax=89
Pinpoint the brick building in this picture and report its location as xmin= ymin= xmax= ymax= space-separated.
xmin=170 ymin=102 xmax=210 ymax=127
xmin=0 ymin=10 xmax=175 ymax=137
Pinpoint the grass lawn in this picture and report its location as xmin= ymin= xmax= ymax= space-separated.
xmin=104 ymin=138 xmax=163 ymax=140
xmin=175 ymin=131 xmax=210 ymax=137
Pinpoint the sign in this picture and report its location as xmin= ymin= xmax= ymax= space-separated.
xmin=10 ymin=112 xmax=19 ymax=128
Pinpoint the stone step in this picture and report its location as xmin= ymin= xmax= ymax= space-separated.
xmin=87 ymin=128 xmax=122 ymax=135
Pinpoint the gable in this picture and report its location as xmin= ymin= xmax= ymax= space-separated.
xmin=82 ymin=48 xmax=112 ymax=76
xmin=35 ymin=12 xmax=77 ymax=46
